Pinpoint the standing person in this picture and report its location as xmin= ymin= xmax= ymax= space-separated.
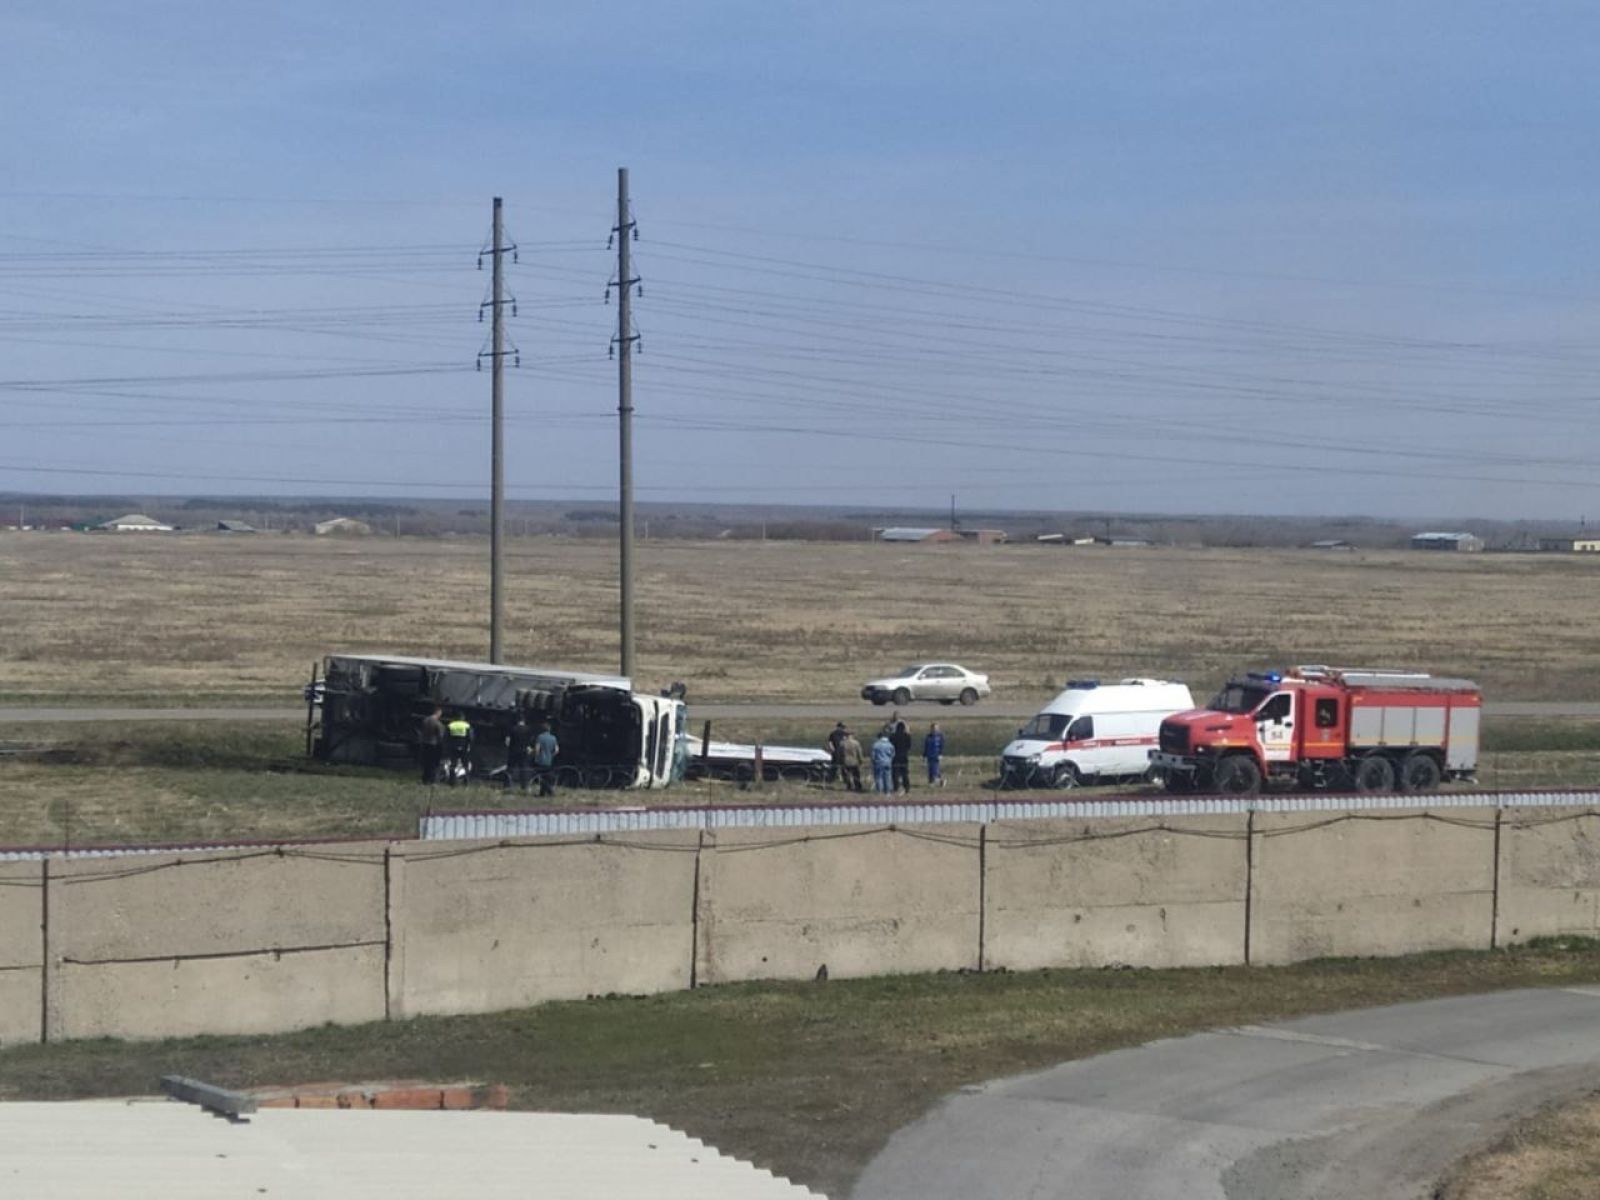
xmin=418 ymin=705 xmax=445 ymax=785
xmin=444 ymin=711 xmax=474 ymax=785
xmin=533 ymin=721 xmax=560 ymax=797
xmin=891 ymin=719 xmax=913 ymax=794
xmin=871 ymin=730 xmax=895 ymax=794
xmin=923 ymin=722 xmax=946 ymax=787
xmin=826 ymin=721 xmax=848 ymax=788
xmin=839 ymin=727 xmax=864 ymax=793
xmin=504 ymin=715 xmax=534 ymax=792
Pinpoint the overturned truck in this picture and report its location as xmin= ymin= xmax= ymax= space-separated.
xmin=308 ymin=653 xmax=686 ymax=789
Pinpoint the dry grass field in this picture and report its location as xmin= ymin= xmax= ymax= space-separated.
xmin=3 ymin=532 xmax=1599 ymax=705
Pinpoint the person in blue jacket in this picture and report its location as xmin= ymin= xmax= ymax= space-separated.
xmin=870 ymin=731 xmax=895 ymax=794
xmin=923 ymin=722 xmax=945 ymax=786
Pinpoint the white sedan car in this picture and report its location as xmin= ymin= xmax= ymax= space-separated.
xmin=861 ymin=664 xmax=991 ymax=707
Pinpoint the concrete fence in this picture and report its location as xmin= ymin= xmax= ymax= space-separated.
xmin=3 ymin=806 xmax=1600 ymax=1044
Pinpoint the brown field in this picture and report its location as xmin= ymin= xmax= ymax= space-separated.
xmin=3 ymin=532 xmax=1599 ymax=705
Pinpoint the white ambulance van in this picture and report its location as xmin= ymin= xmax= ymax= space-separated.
xmin=999 ymin=678 xmax=1194 ymax=789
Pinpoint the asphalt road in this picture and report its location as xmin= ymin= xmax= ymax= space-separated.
xmin=1 ymin=700 xmax=1597 ymax=725
xmin=851 ymin=987 xmax=1600 ymax=1200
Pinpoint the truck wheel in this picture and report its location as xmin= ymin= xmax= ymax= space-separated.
xmin=1052 ymin=762 xmax=1080 ymax=789
xmin=1354 ymin=755 xmax=1396 ymax=792
xmin=959 ymin=688 xmax=979 ymax=706
xmin=1163 ymin=772 xmax=1194 ymax=794
xmin=1399 ymin=752 xmax=1442 ymax=793
xmin=892 ymin=688 xmax=911 ymax=706
xmin=1212 ymin=756 xmax=1262 ymax=795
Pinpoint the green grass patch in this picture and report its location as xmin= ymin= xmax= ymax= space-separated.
xmin=1483 ymin=720 xmax=1600 ymax=754
xmin=2 ymin=946 xmax=1599 ymax=1197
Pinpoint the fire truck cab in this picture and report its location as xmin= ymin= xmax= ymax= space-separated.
xmin=1150 ymin=665 xmax=1481 ymax=795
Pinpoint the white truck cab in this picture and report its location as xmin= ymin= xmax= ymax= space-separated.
xmin=1000 ymin=678 xmax=1195 ymax=789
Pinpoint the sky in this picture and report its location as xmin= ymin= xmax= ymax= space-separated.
xmin=3 ymin=1 xmax=1600 ymax=520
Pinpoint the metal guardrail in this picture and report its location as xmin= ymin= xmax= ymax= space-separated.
xmin=419 ymin=788 xmax=1600 ymax=840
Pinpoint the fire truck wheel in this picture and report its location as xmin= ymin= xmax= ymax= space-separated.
xmin=1354 ymin=754 xmax=1397 ymax=792
xmin=1399 ymin=752 xmax=1442 ymax=793
xmin=1051 ymin=762 xmax=1080 ymax=789
xmin=1212 ymin=755 xmax=1262 ymax=795
xmin=1163 ymin=772 xmax=1195 ymax=794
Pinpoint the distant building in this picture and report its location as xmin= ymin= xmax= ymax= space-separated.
xmin=1095 ymin=535 xmax=1152 ymax=547
xmin=956 ymin=528 xmax=1008 ymax=544
xmin=98 ymin=513 xmax=174 ymax=533
xmin=876 ymin=526 xmax=960 ymax=543
xmin=314 ymin=517 xmax=373 ymax=536
xmin=215 ymin=520 xmax=257 ymax=533
xmin=1036 ymin=533 xmax=1095 ymax=545
xmin=1536 ymin=532 xmax=1600 ymax=553
xmin=1309 ymin=539 xmax=1352 ymax=550
xmin=1410 ymin=531 xmax=1483 ymax=552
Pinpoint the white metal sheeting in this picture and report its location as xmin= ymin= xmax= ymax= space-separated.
xmin=0 ymin=1101 xmax=826 ymax=1199
xmin=421 ymin=789 xmax=1600 ymax=840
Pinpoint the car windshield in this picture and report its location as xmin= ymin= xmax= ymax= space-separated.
xmin=1209 ymin=684 xmax=1271 ymax=714
xmin=893 ymin=666 xmax=921 ymax=678
xmin=1019 ymin=712 xmax=1071 ymax=739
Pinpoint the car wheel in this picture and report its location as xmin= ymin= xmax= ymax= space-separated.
xmin=959 ymin=688 xmax=978 ymax=706
xmin=892 ymin=688 xmax=911 ymax=706
xmin=871 ymin=695 xmax=887 ymax=706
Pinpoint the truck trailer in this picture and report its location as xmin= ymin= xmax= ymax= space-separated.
xmin=1149 ymin=665 xmax=1481 ymax=795
xmin=307 ymin=654 xmax=685 ymax=789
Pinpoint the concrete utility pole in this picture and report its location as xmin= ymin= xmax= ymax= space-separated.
xmin=489 ymin=197 xmax=507 ymax=663
xmin=615 ymin=168 xmax=638 ymax=679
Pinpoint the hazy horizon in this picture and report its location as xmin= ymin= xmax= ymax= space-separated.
xmin=4 ymin=3 xmax=1599 ymax=520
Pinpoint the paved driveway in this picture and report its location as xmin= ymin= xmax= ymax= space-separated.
xmin=853 ymin=987 xmax=1600 ymax=1200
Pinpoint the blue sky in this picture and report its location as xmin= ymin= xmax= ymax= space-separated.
xmin=3 ymin=1 xmax=1599 ymax=519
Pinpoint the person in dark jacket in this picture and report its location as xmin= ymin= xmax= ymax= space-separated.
xmin=504 ymin=715 xmax=534 ymax=791
xmin=923 ymin=722 xmax=945 ymax=786
xmin=890 ymin=719 xmax=912 ymax=794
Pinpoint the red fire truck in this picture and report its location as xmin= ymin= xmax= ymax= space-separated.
xmin=1149 ymin=666 xmax=1481 ymax=795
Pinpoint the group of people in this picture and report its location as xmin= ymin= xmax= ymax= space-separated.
xmin=417 ymin=706 xmax=560 ymax=795
xmin=827 ymin=717 xmax=945 ymax=794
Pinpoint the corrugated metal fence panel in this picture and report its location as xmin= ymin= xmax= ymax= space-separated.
xmin=4 ymin=791 xmax=1597 ymax=862
xmin=419 ymin=789 xmax=1600 ymax=841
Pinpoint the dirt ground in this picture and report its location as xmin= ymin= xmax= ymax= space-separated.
xmin=1439 ymin=1091 xmax=1600 ymax=1200
xmin=3 ymin=532 xmax=1599 ymax=705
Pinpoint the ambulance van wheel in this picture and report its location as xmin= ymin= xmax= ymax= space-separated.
xmin=1052 ymin=762 xmax=1080 ymax=789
